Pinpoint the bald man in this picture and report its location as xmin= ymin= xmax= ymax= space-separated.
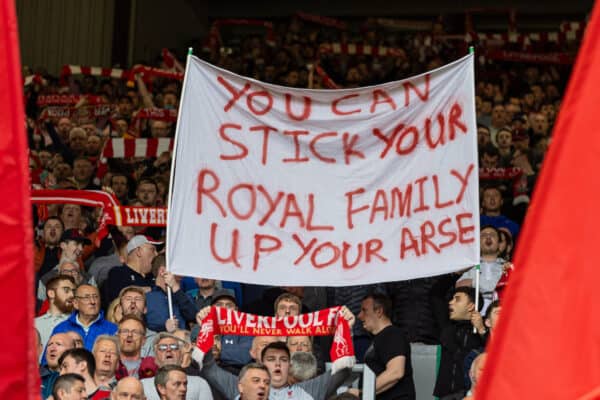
xmin=112 ymin=376 xmax=146 ymax=400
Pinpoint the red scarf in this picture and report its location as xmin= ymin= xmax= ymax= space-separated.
xmin=196 ymin=306 xmax=355 ymax=372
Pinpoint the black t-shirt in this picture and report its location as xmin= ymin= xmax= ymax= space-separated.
xmin=364 ymin=325 xmax=416 ymax=400
xmin=102 ymin=264 xmax=154 ymax=308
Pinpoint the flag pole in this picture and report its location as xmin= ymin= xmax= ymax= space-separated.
xmin=165 ymin=47 xmax=194 ymax=323
xmin=468 ymin=45 xmax=480 ymax=333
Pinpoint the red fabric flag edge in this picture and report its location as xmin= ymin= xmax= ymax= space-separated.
xmin=478 ymin=3 xmax=600 ymax=400
xmin=0 ymin=1 xmax=38 ymax=398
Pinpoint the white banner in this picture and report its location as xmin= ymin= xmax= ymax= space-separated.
xmin=167 ymin=54 xmax=479 ymax=286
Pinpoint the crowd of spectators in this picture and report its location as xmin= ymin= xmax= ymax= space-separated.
xmin=25 ymin=11 xmax=577 ymax=400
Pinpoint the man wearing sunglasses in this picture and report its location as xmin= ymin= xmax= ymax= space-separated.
xmin=140 ymin=333 xmax=213 ymax=400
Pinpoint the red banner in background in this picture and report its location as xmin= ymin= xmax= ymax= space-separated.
xmin=486 ymin=50 xmax=575 ymax=65
xmin=0 ymin=0 xmax=39 ymax=397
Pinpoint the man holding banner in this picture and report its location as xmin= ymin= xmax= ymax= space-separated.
xmin=194 ymin=305 xmax=356 ymax=400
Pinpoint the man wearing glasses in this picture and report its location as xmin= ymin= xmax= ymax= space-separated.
xmin=116 ymin=315 xmax=155 ymax=380
xmin=119 ymin=285 xmax=157 ymax=357
xmin=140 ymin=333 xmax=213 ymax=400
xmin=50 ymin=284 xmax=118 ymax=350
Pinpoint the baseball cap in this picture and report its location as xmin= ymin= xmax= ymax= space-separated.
xmin=211 ymin=288 xmax=237 ymax=306
xmin=60 ymin=229 xmax=92 ymax=245
xmin=126 ymin=235 xmax=163 ymax=254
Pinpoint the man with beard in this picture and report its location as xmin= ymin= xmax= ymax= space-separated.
xmin=36 ymin=275 xmax=76 ymax=348
xmin=103 ymin=235 xmax=160 ymax=307
xmin=140 ymin=333 xmax=213 ymax=400
xmin=51 ymin=284 xmax=117 ymax=350
xmin=116 ymin=315 xmax=155 ymax=380
xmin=92 ymin=335 xmax=120 ymax=390
xmin=456 ymin=226 xmax=507 ymax=314
xmin=41 ymin=333 xmax=76 ymax=399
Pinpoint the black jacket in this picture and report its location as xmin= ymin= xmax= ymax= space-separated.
xmin=429 ymin=273 xmax=485 ymax=397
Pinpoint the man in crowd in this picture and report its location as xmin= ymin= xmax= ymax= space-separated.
xmin=37 ymin=228 xmax=91 ymax=302
xmin=51 ymin=284 xmax=117 ymax=350
xmin=85 ymin=134 xmax=103 ymax=160
xmin=146 ymin=254 xmax=197 ymax=332
xmin=237 ymin=363 xmax=270 ymax=400
xmin=433 ymin=287 xmax=485 ymax=400
xmin=456 ymin=226 xmax=506 ymax=313
xmin=274 ymin=292 xmax=302 ymax=317
xmin=104 ymin=235 xmax=160 ymax=306
xmin=51 ymin=373 xmax=87 ymax=400
xmin=199 ymin=310 xmax=355 ymax=400
xmin=289 ymin=352 xmax=318 ymax=384
xmin=464 ymin=353 xmax=487 ymax=400
xmin=117 ymin=315 xmax=155 ymax=379
xmin=111 ymin=376 xmax=146 ymax=400
xmin=41 ymin=333 xmax=75 ymax=399
xmin=153 ymin=365 xmax=188 ymax=400
xmin=136 ymin=179 xmax=159 ymax=207
xmin=530 ymin=112 xmax=550 ymax=137
xmin=190 ymin=278 xmax=218 ymax=310
xmin=72 ymin=157 xmax=99 ymax=190
xmin=110 ymin=173 xmax=131 ymax=206
xmin=140 ymin=333 xmax=213 ymax=399
xmin=207 ymin=289 xmax=253 ymax=373
xmin=58 ymin=348 xmax=111 ymax=399
xmin=92 ymin=335 xmax=120 ymax=391
xmin=489 ymin=104 xmax=507 ymax=144
xmin=119 ymin=285 xmax=156 ymax=356
xmin=480 ymin=186 xmax=520 ymax=239
xmin=349 ymin=293 xmax=415 ymax=400
xmin=35 ymin=275 xmax=76 ymax=348
xmin=35 ymin=216 xmax=64 ymax=278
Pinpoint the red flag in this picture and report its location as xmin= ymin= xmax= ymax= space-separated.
xmin=0 ymin=1 xmax=38 ymax=398
xmin=478 ymin=5 xmax=600 ymax=400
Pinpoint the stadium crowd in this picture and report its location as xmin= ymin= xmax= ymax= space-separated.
xmin=25 ymin=11 xmax=575 ymax=400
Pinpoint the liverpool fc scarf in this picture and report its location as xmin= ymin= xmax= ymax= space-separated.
xmin=196 ymin=306 xmax=355 ymax=373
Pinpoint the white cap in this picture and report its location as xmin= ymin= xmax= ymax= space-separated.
xmin=126 ymin=235 xmax=163 ymax=254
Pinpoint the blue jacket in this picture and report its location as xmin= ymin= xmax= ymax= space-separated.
xmin=50 ymin=311 xmax=117 ymax=351
xmin=145 ymin=286 xmax=198 ymax=332
xmin=40 ymin=366 xmax=58 ymax=399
